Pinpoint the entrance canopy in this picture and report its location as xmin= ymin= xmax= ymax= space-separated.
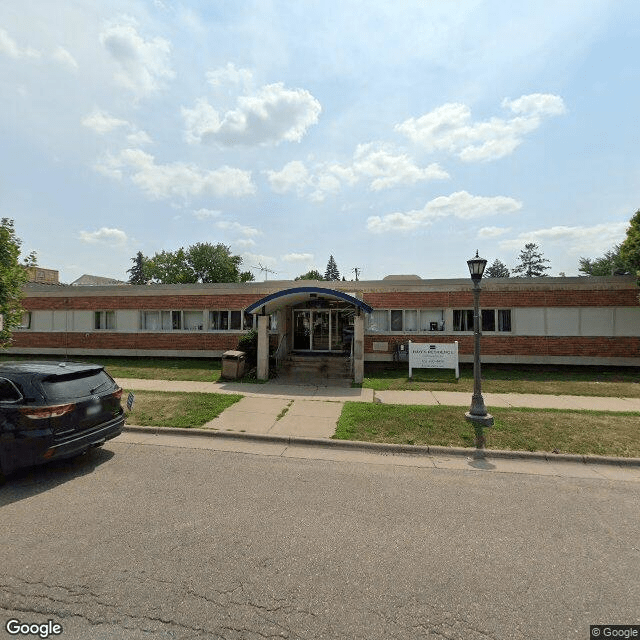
xmin=245 ymin=286 xmax=373 ymax=315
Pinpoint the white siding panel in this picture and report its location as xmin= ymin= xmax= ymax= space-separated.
xmin=546 ymin=308 xmax=580 ymax=336
xmin=73 ymin=311 xmax=92 ymax=332
xmin=614 ymin=308 xmax=640 ymax=336
xmin=33 ymin=310 xmax=53 ymax=331
xmin=581 ymin=309 xmax=614 ymax=337
xmin=117 ymin=310 xmax=139 ymax=331
xmin=513 ymin=308 xmax=545 ymax=335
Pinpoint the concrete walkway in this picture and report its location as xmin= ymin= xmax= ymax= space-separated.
xmin=116 ymin=376 xmax=640 ymax=444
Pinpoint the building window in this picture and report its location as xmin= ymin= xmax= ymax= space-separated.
xmin=18 ymin=312 xmax=32 ymax=330
xmin=209 ymin=310 xmax=250 ymax=331
xmin=498 ymin=309 xmax=512 ymax=332
xmin=184 ymin=310 xmax=204 ymax=331
xmin=482 ymin=309 xmax=495 ymax=332
xmin=94 ymin=311 xmax=116 ymax=330
xmin=368 ymin=309 xmax=445 ymax=333
xmin=390 ymin=310 xmax=403 ymax=331
xmin=453 ymin=309 xmax=512 ymax=332
xmin=368 ymin=310 xmax=390 ymax=332
xmin=453 ymin=310 xmax=474 ymax=332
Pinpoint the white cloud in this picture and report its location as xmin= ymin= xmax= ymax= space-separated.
xmin=52 ymin=46 xmax=78 ymax=70
xmin=0 ymin=28 xmax=40 ymax=59
xmin=182 ymin=82 xmax=321 ymax=146
xmin=126 ymin=129 xmax=152 ymax=145
xmin=233 ymin=238 xmax=257 ymax=248
xmin=82 ymin=109 xmax=129 ymax=134
xmin=352 ymin=143 xmax=450 ymax=191
xmin=396 ymin=94 xmax=566 ymax=162
xmin=503 ymin=93 xmax=567 ymax=117
xmin=82 ymin=109 xmax=152 ymax=145
xmin=498 ymin=222 xmax=628 ymax=255
xmin=96 ymin=149 xmax=255 ymax=200
xmin=100 ymin=18 xmax=175 ymax=96
xmin=216 ymin=220 xmax=260 ymax=237
xmin=242 ymin=253 xmax=277 ymax=267
xmin=282 ymin=252 xmax=314 ymax=262
xmin=479 ymin=226 xmax=511 ymax=238
xmin=367 ymin=191 xmax=522 ymax=233
xmin=265 ymin=161 xmax=312 ymax=195
xmin=193 ymin=208 xmax=221 ymax=220
xmin=79 ymin=227 xmax=128 ymax=245
xmin=206 ymin=63 xmax=253 ymax=90
xmin=265 ymin=144 xmax=448 ymax=201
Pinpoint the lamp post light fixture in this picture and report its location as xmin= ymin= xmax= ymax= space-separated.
xmin=465 ymin=251 xmax=494 ymax=451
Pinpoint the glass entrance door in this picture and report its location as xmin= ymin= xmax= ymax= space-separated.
xmin=312 ymin=311 xmax=330 ymax=351
xmin=293 ymin=309 xmax=352 ymax=352
xmin=293 ymin=310 xmax=311 ymax=350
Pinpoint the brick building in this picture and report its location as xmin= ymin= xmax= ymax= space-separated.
xmin=12 ymin=275 xmax=640 ymax=381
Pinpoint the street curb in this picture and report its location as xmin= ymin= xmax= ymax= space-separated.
xmin=122 ymin=425 xmax=640 ymax=467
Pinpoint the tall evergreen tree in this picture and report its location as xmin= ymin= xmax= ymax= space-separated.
xmin=484 ymin=259 xmax=510 ymax=278
xmin=324 ymin=255 xmax=340 ymax=281
xmin=127 ymin=251 xmax=147 ymax=284
xmin=0 ymin=218 xmax=28 ymax=346
xmin=512 ymin=243 xmax=551 ymax=277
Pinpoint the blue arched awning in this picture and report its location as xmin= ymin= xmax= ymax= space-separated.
xmin=245 ymin=286 xmax=373 ymax=315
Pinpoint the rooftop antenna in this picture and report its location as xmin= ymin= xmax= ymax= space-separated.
xmin=251 ymin=263 xmax=277 ymax=281
xmin=352 ymin=267 xmax=360 ymax=281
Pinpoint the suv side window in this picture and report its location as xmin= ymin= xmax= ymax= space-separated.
xmin=0 ymin=377 xmax=23 ymax=402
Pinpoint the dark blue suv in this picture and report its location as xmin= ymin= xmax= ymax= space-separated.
xmin=0 ymin=361 xmax=124 ymax=478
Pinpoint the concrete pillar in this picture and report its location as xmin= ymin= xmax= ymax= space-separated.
xmin=257 ymin=315 xmax=269 ymax=381
xmin=353 ymin=314 xmax=365 ymax=384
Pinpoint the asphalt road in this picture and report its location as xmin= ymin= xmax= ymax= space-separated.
xmin=1 ymin=439 xmax=639 ymax=640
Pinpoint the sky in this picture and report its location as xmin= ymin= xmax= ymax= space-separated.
xmin=2 ymin=0 xmax=639 ymax=283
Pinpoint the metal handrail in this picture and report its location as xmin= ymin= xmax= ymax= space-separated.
xmin=274 ymin=332 xmax=289 ymax=370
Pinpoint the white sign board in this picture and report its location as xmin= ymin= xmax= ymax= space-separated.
xmin=409 ymin=341 xmax=459 ymax=379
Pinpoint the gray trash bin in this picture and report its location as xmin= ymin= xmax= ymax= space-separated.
xmin=221 ymin=350 xmax=246 ymax=379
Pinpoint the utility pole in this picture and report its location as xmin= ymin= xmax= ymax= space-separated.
xmin=352 ymin=267 xmax=360 ymax=281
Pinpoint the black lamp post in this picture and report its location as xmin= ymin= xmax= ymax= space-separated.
xmin=465 ymin=251 xmax=494 ymax=451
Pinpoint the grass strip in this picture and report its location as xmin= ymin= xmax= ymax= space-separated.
xmin=361 ymin=363 xmax=640 ymax=398
xmin=124 ymin=390 xmax=242 ymax=428
xmin=334 ymin=402 xmax=640 ymax=458
xmin=0 ymin=354 xmax=223 ymax=382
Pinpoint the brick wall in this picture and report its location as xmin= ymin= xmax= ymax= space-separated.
xmin=22 ymin=294 xmax=263 ymax=311
xmin=11 ymin=331 xmax=244 ymax=351
xmin=363 ymin=289 xmax=639 ymax=308
xmin=364 ymin=334 xmax=640 ymax=358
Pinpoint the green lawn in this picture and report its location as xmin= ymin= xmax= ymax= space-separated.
xmin=124 ymin=390 xmax=241 ymax=428
xmin=0 ymin=354 xmax=222 ymax=382
xmin=334 ymin=402 xmax=640 ymax=458
xmin=362 ymin=363 xmax=640 ymax=398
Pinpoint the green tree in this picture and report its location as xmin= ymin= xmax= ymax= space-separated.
xmin=578 ymin=245 xmax=628 ymax=276
xmin=295 ymin=269 xmax=324 ymax=281
xmin=127 ymin=251 xmax=148 ymax=284
xmin=146 ymin=248 xmax=195 ymax=284
xmin=141 ymin=243 xmax=251 ymax=284
xmin=484 ymin=259 xmax=510 ymax=278
xmin=512 ymin=243 xmax=551 ymax=277
xmin=0 ymin=219 xmax=28 ymax=346
xmin=324 ymin=255 xmax=340 ymax=281
xmin=619 ymin=209 xmax=640 ymax=276
xmin=22 ymin=251 xmax=38 ymax=268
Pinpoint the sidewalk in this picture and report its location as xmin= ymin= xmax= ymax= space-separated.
xmin=116 ymin=376 xmax=640 ymax=443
